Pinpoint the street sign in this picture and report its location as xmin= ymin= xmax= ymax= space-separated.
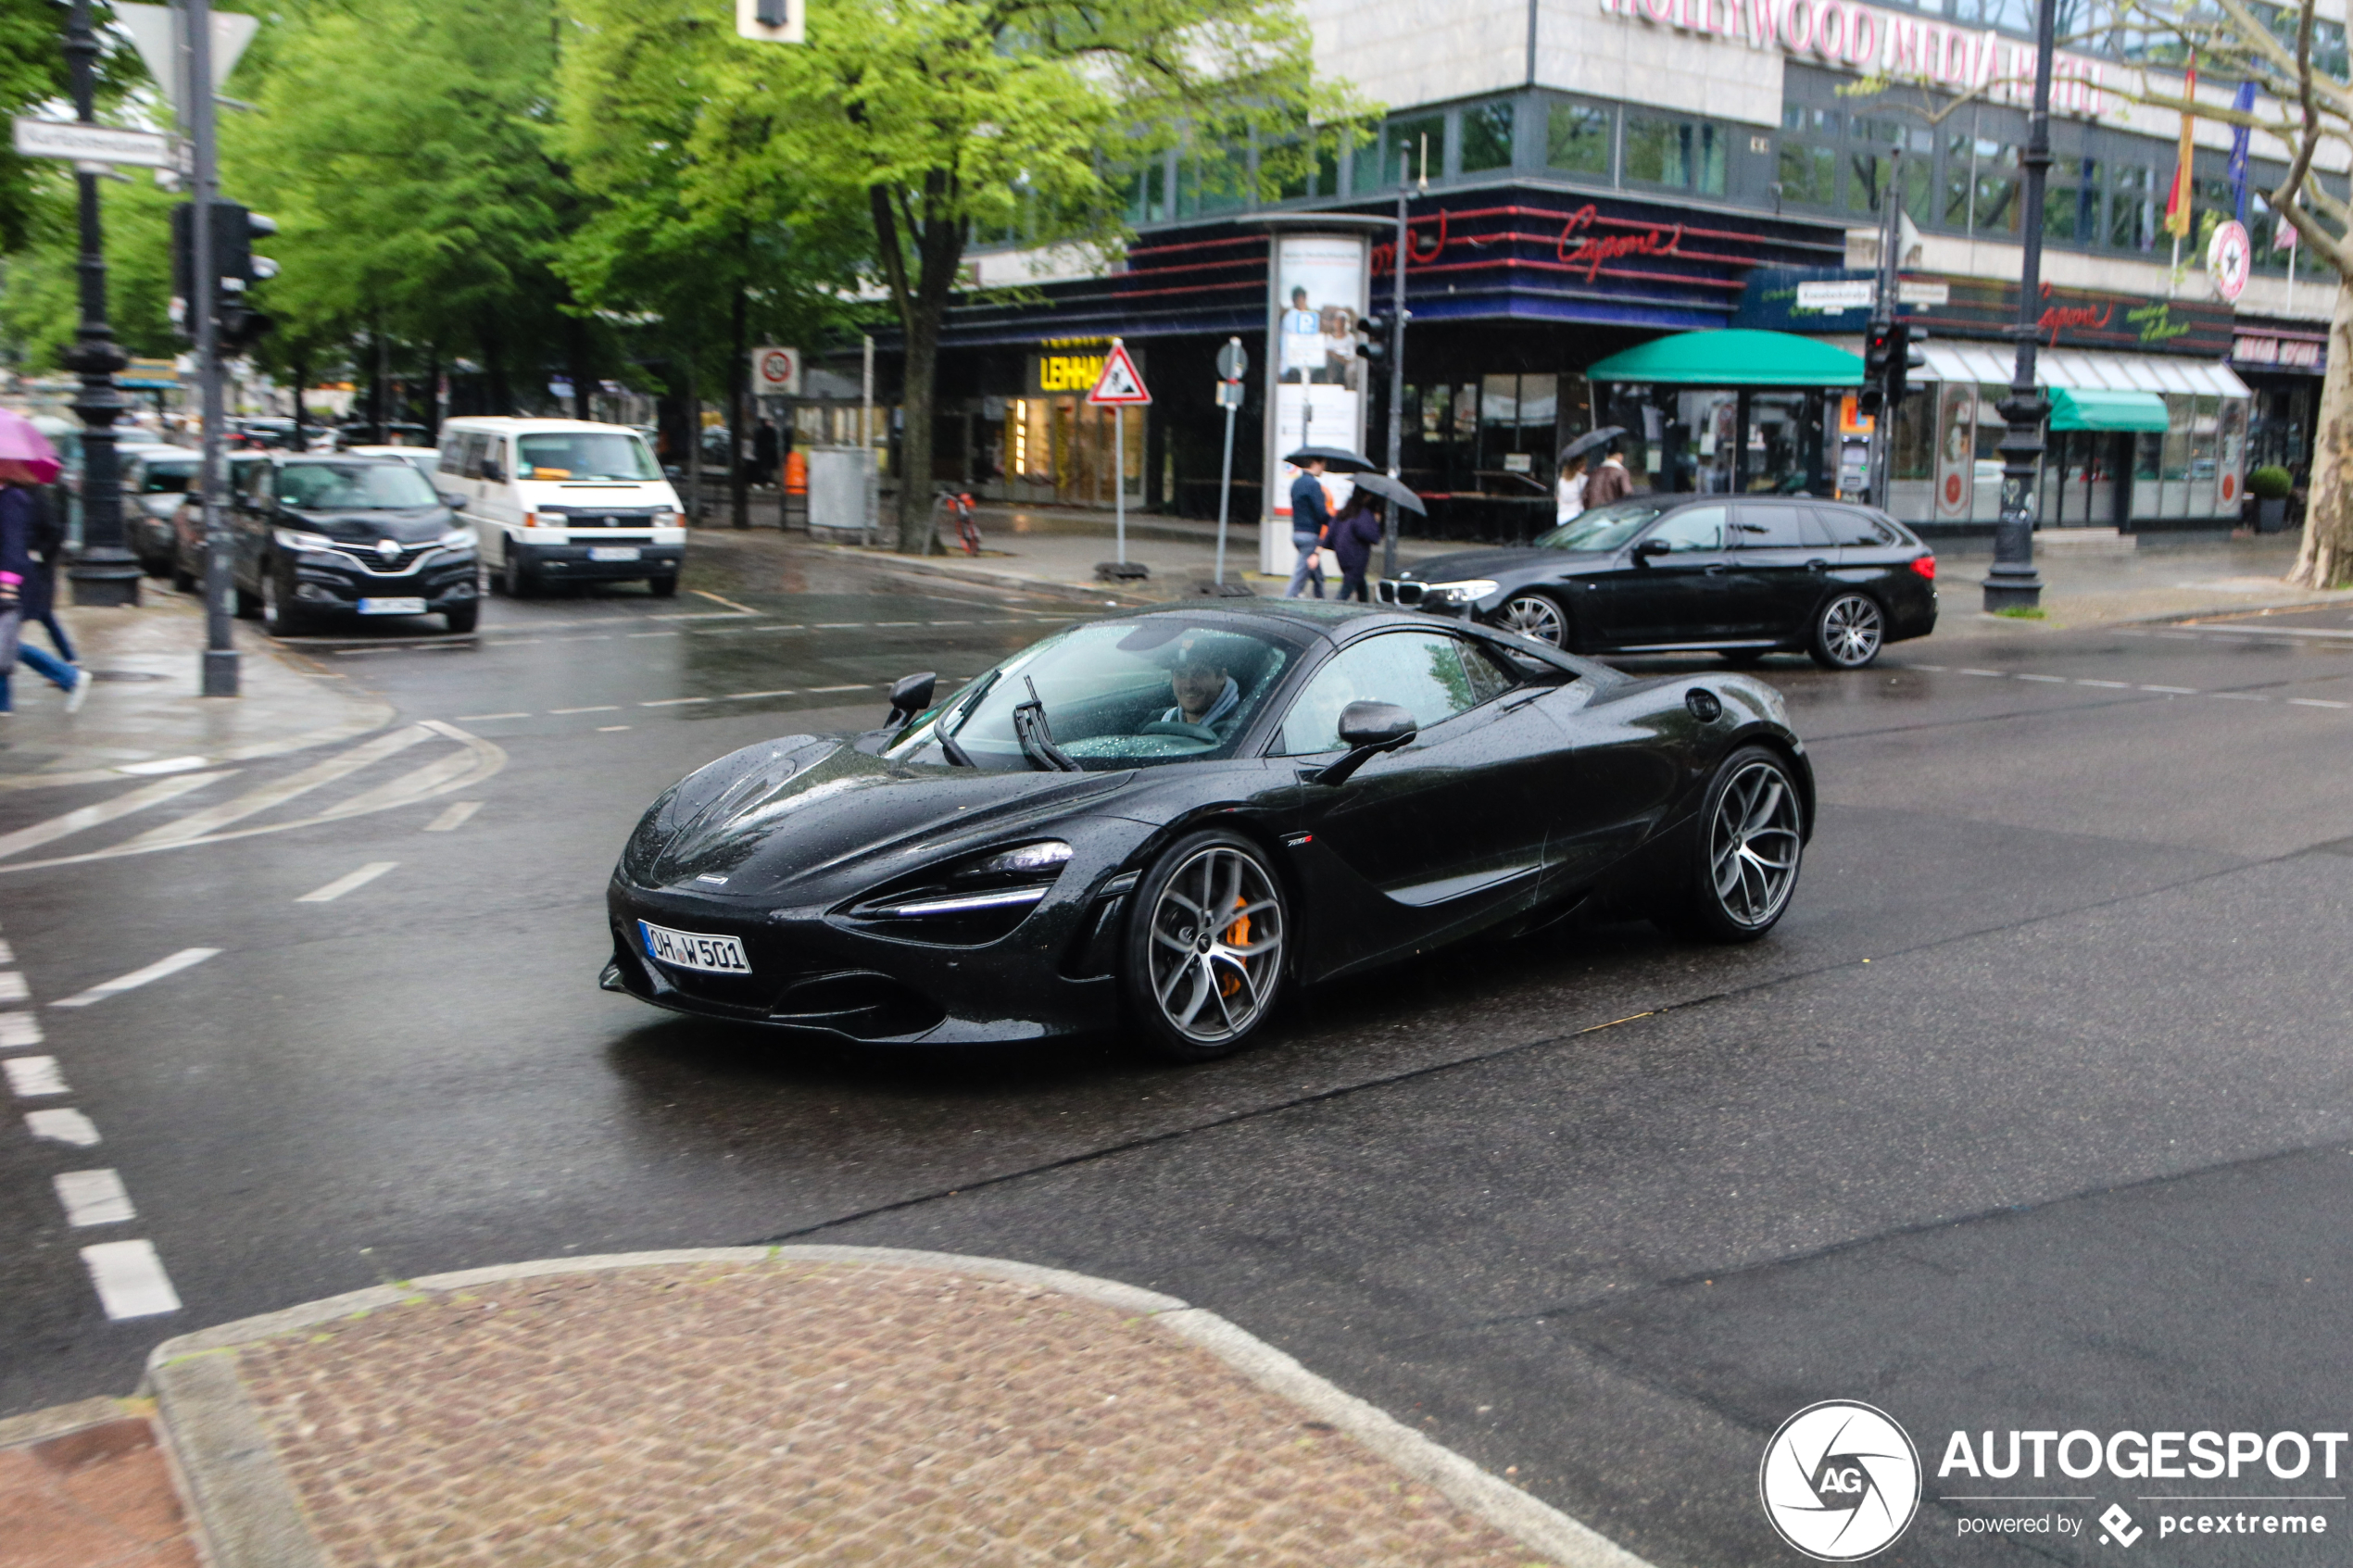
xmin=751 ymin=345 xmax=801 ymax=396
xmin=11 ymin=118 xmax=172 ymax=169
xmin=1215 ymin=381 xmax=1245 ymax=410
xmin=1087 ymin=339 xmax=1151 ymax=406
xmin=1215 ymin=339 xmax=1249 ymax=382
xmin=112 ymin=4 xmax=258 ymax=128
xmin=1795 ymin=279 xmax=1874 ymax=313
xmin=736 ymin=0 xmax=804 ymax=43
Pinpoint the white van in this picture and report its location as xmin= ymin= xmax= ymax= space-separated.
xmin=436 ymin=417 xmax=686 ymax=597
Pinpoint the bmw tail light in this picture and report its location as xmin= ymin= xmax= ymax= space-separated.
xmin=1910 ymin=554 xmax=1937 ymax=581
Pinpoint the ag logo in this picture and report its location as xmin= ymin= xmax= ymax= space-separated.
xmin=1759 ymin=1400 xmax=1921 ymax=1561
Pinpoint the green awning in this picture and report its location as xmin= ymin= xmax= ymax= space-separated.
xmin=1586 ymin=329 xmax=1865 ymax=387
xmin=2048 ymin=387 xmax=2170 ymax=433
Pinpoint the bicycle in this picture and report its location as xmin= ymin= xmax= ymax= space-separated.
xmin=936 ymin=486 xmax=981 ymax=556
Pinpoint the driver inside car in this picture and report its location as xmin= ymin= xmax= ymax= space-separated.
xmin=1154 ymin=642 xmax=1243 ymax=737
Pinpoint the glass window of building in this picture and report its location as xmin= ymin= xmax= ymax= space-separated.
xmin=1779 ymin=140 xmax=1839 ymax=208
xmin=1383 ymin=115 xmax=1445 ymax=187
xmin=2042 ymin=157 xmax=2095 ymax=242
xmin=1180 ymin=140 xmax=1249 ymax=218
xmin=1460 ymin=100 xmax=1517 ymax=173
xmin=1547 ymin=102 xmax=1612 ymax=177
xmin=1629 ymin=115 xmax=1725 ymax=194
xmin=1122 ymin=158 xmax=1168 ymax=225
xmin=1972 ymin=140 xmax=2020 ymax=233
xmin=2108 ymin=164 xmax=2156 ymax=250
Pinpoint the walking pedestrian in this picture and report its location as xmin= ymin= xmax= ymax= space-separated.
xmin=1327 ymin=493 xmax=1384 ymax=603
xmin=1285 ymin=457 xmax=1331 ymax=599
xmin=752 ymin=418 xmax=780 ymax=489
xmin=1555 ymin=455 xmax=1589 ymax=523
xmin=1 ymin=458 xmax=89 ymax=714
xmin=1582 ymin=442 xmax=1635 ymax=508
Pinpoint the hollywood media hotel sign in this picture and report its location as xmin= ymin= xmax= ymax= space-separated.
xmin=1598 ymin=0 xmax=2112 ymax=117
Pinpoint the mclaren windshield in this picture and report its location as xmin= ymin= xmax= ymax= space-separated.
xmin=885 ymin=620 xmax=1301 ymax=771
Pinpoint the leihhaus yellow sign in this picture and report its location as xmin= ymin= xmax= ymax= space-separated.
xmin=1023 ymin=339 xmax=1139 ymax=396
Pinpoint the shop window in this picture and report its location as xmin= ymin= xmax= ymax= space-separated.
xmin=1383 ymin=115 xmax=1444 ymax=187
xmin=1460 ymin=100 xmax=1517 ymax=174
xmin=1453 ymin=384 xmax=1478 ymax=444
xmin=1890 ymin=392 xmax=1936 ymax=482
xmin=2162 ymin=395 xmax=2192 ymax=483
xmin=1628 ymin=116 xmax=1724 ymax=194
xmin=1547 ymin=102 xmax=1612 ymax=176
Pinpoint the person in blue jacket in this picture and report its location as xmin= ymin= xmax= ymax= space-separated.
xmin=1285 ymin=457 xmax=1330 ymax=599
xmin=1327 ymin=494 xmax=1385 ymax=603
xmin=0 ymin=463 xmax=88 ymax=715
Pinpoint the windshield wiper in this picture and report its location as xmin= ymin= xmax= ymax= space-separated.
xmin=933 ymin=671 xmax=997 ymax=768
xmin=1011 ymin=675 xmax=1080 ymax=772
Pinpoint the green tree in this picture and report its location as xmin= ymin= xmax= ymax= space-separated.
xmin=698 ymin=0 xmax=1356 ymax=550
xmin=0 ymin=168 xmax=178 ymax=370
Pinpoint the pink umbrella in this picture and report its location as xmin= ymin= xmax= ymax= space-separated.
xmin=0 ymin=408 xmax=62 ymax=484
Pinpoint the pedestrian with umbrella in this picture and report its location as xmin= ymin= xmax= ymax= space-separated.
xmin=1284 ymin=454 xmax=1332 ymax=599
xmin=1559 ymin=427 xmax=1627 ymax=519
xmin=1573 ymin=426 xmax=1634 ymax=509
xmin=0 ymin=409 xmax=88 ymax=715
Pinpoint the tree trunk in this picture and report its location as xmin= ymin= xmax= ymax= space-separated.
xmin=2293 ymin=276 xmax=2353 ymax=589
xmin=896 ymin=311 xmax=937 ymax=554
xmin=729 ymin=271 xmax=749 ymax=530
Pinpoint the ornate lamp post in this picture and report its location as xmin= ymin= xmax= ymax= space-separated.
xmin=60 ymin=0 xmax=141 ymax=608
xmin=1984 ymin=0 xmax=2057 ymax=611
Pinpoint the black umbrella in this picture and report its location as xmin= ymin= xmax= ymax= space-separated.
xmin=1284 ymin=445 xmax=1377 ymax=473
xmin=1343 ymin=471 xmax=1427 ymax=515
xmin=1558 ymin=426 xmax=1627 ymax=464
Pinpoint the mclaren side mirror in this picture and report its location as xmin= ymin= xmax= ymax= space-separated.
xmin=1632 ymin=537 xmax=1669 ymax=563
xmin=1316 ymin=699 xmax=1416 ymax=787
xmin=886 ymin=671 xmax=937 ymax=727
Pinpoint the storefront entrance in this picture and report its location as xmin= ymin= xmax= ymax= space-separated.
xmin=998 ymin=396 xmax=1144 ymax=508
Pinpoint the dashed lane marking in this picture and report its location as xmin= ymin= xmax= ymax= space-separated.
xmin=6 ymin=1056 xmax=67 ymax=1096
xmin=0 ymin=1012 xmax=40 ymax=1047
xmin=50 ymin=948 xmax=221 ymax=1010
xmin=296 ymin=862 xmax=397 ymax=904
xmin=2140 ymin=684 xmax=2197 ymax=694
xmin=2015 ymin=673 xmax=2067 ymax=683
xmin=423 ymin=801 xmax=482 ymax=833
xmin=118 ymin=727 xmax=432 ymax=850
xmin=597 ymin=725 xmax=631 ymax=733
xmin=26 ymin=1109 xmax=98 ymax=1147
xmin=807 ymin=684 xmax=870 ymax=694
xmin=0 ymin=972 xmax=28 ymax=1003
xmin=0 ymin=940 xmax=14 ymax=963
xmin=689 ymin=589 xmax=759 ymax=614
xmin=549 ymin=705 xmax=621 ymax=715
xmin=2210 ymin=691 xmax=2270 ymax=700
xmin=626 ymin=631 xmax=678 ymax=639
xmin=454 ymin=711 xmax=530 ymax=721
xmin=2074 ymin=679 xmax=2132 ymax=688
xmin=116 ymin=756 xmax=208 ymax=776
xmin=81 ymin=1240 xmax=181 ymax=1319
xmin=1957 ymin=668 xmax=2005 ymax=677
xmin=55 ymin=1169 xmax=133 ymax=1226
xmin=2288 ymin=697 xmax=2350 ymax=709
xmin=0 ymin=772 xmax=231 ymax=863
xmin=639 ymin=696 xmax=711 ymax=708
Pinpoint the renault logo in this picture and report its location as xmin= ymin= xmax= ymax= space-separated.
xmin=377 ymin=539 xmax=400 ymax=560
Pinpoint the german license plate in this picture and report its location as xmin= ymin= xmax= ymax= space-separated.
xmin=638 ymin=920 xmax=750 ymax=973
xmin=357 ymin=596 xmax=426 ymax=615
xmin=588 ymin=546 xmax=641 ymax=562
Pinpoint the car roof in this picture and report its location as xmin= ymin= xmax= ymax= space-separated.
xmin=438 ymin=418 xmax=639 ymax=433
xmin=269 ymin=452 xmax=406 ymax=465
xmin=348 ymin=445 xmax=437 ymax=456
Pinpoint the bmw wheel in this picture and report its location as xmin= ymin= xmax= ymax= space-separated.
xmin=1808 ymin=592 xmax=1883 ymax=670
xmin=1124 ymin=829 xmax=1287 ymax=1061
xmin=1497 ymin=592 xmax=1567 ymax=647
xmin=1663 ymin=746 xmax=1805 ymax=943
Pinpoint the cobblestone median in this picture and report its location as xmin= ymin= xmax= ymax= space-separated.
xmin=228 ymin=1259 xmax=1553 ymax=1567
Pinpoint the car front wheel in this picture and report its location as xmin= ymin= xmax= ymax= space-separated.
xmin=1661 ymin=745 xmax=1805 ymax=943
xmin=259 ymin=566 xmax=310 ymax=637
xmin=1809 ymin=592 xmax=1883 ymax=669
xmin=1495 ymin=591 xmax=1568 ymax=647
xmin=1123 ymin=829 xmax=1288 ymax=1061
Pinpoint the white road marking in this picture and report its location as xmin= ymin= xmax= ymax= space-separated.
xmin=0 ymin=771 xmax=230 ymax=862
xmin=2288 ymin=697 xmax=2349 ymax=709
xmin=549 ymin=705 xmax=620 ymax=715
xmin=424 ymin=801 xmax=482 ymax=833
xmin=6 ymin=1056 xmax=67 ymax=1096
xmin=0 ymin=972 xmax=28 ymax=1002
xmin=639 ymin=696 xmax=710 ymax=708
xmin=2140 ymin=684 xmax=2198 ymax=694
xmin=689 ymin=589 xmax=759 ymax=614
xmin=0 ymin=940 xmax=12 ymax=963
xmin=626 ymin=631 xmax=678 ymax=639
xmin=812 ymin=622 xmax=862 ymax=629
xmin=1912 ymin=663 xmax=1948 ymax=671
xmin=715 ymin=689 xmax=797 ymax=702
xmin=597 ymin=725 xmax=630 ymax=732
xmin=26 ymin=1109 xmax=98 ymax=1147
xmin=116 ymin=756 xmax=209 ymax=776
xmin=2074 ymin=679 xmax=2131 ymax=688
xmin=2015 ymin=673 xmax=2067 ymax=683
xmin=50 ymin=947 xmax=221 ymax=1009
xmin=82 ymin=1240 xmax=180 ymax=1319
xmin=318 ymin=747 xmax=484 ymax=822
xmin=120 ymin=727 xmax=431 ymax=848
xmin=296 ymin=862 xmax=397 ymax=903
xmin=0 ymin=1012 xmax=41 ymax=1047
xmin=55 ymin=1169 xmax=134 ymax=1226
xmin=454 ymin=710 xmax=529 ymax=721
xmin=2209 ymin=691 xmax=2270 ymax=701
xmin=874 ymin=621 xmax=919 ymax=627
xmin=807 ymin=684 xmax=869 ymax=693
xmin=1957 ymin=668 xmax=2004 ymax=677
xmin=926 ymin=620 xmax=973 ymax=626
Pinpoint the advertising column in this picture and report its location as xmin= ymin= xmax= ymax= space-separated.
xmin=1262 ymin=232 xmax=1371 ymax=577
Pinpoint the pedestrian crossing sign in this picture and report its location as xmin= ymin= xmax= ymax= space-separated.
xmin=1087 ymin=339 xmax=1151 ymax=406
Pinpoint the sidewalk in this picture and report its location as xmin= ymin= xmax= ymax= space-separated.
xmin=0 ymin=594 xmax=392 ymax=791
xmin=8 ymin=1248 xmax=1649 ymax=1568
xmin=1934 ymin=534 xmax=2353 ymax=636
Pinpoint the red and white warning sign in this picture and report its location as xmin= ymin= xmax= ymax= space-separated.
xmin=750 ymin=345 xmax=801 ymax=396
xmin=1087 ymin=338 xmax=1151 ymax=406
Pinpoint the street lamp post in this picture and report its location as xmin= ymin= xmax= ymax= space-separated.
xmin=1984 ymin=0 xmax=2057 ymax=612
xmin=60 ymin=0 xmax=141 ymax=608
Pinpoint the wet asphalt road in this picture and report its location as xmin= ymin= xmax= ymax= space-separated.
xmin=7 ymin=538 xmax=2353 ymax=1566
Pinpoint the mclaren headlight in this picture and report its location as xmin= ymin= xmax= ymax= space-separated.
xmin=1424 ymin=578 xmax=1499 ymax=605
xmin=840 ymin=839 xmax=1074 ymax=944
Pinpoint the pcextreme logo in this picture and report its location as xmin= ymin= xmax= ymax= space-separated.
xmin=1760 ymin=1400 xmax=1924 ymax=1561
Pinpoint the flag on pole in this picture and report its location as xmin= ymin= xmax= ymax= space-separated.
xmin=2165 ymin=50 xmax=2198 ymax=239
xmin=2226 ymin=80 xmax=2256 ymax=224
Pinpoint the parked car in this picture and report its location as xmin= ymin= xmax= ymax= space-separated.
xmin=122 ymin=448 xmax=200 ymax=574
xmin=604 ymin=601 xmax=1813 ymax=1059
xmin=222 ymin=454 xmax=480 ymax=635
xmin=1379 ymin=495 xmax=1937 ymax=670
xmin=436 ymin=416 xmax=685 ymax=597
xmin=169 ymin=451 xmax=267 ymax=593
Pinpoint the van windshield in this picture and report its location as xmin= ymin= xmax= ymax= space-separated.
xmin=517 ymin=433 xmax=660 ymax=482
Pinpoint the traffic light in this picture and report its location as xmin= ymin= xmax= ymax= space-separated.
xmin=1354 ymin=313 xmax=1388 ymax=359
xmin=1889 ymin=321 xmax=1925 ymax=408
xmin=1859 ymin=318 xmax=1894 ymax=416
xmin=170 ymin=201 xmax=279 ymax=345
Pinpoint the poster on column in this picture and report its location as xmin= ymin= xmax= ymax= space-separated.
xmin=1264 ymin=232 xmax=1369 ymax=577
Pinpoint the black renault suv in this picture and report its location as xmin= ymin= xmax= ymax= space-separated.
xmin=226 ymin=455 xmax=481 ymax=636
xmin=1379 ymin=494 xmax=1937 ymax=669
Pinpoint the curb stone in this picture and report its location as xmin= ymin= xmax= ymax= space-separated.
xmin=143 ymin=1245 xmax=1655 ymax=1568
xmin=0 ymin=1395 xmax=142 ymax=1450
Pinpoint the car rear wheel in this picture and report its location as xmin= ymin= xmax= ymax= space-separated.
xmin=258 ymin=566 xmax=310 ymax=637
xmin=1809 ymin=592 xmax=1883 ymax=669
xmin=1660 ymin=746 xmax=1804 ymax=943
xmin=1124 ymin=829 xmax=1288 ymax=1061
xmin=1496 ymin=592 xmax=1567 ymax=647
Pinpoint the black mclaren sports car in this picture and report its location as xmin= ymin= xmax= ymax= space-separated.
xmin=603 ymin=600 xmax=1813 ymax=1060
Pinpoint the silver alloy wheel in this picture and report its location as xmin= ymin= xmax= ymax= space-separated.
xmin=1500 ymin=593 xmax=1567 ymax=646
xmin=1145 ymin=844 xmax=1284 ymax=1046
xmin=1818 ymin=593 xmax=1883 ymax=667
xmin=1707 ymin=759 xmax=1803 ymax=929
